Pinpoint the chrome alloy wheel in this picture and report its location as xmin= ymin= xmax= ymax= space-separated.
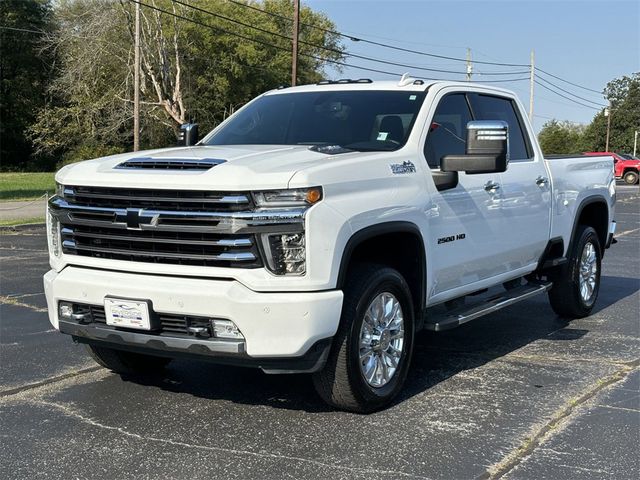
xmin=579 ymin=241 xmax=598 ymax=302
xmin=358 ymin=292 xmax=405 ymax=388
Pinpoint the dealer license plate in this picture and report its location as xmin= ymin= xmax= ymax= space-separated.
xmin=104 ymin=298 xmax=151 ymax=330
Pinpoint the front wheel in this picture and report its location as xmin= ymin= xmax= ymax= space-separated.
xmin=312 ymin=264 xmax=415 ymax=413
xmin=86 ymin=344 xmax=171 ymax=375
xmin=623 ymin=170 xmax=639 ymax=185
xmin=548 ymin=225 xmax=601 ymax=318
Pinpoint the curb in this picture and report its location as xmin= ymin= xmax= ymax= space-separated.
xmin=0 ymin=222 xmax=46 ymax=232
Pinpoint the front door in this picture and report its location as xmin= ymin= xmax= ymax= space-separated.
xmin=421 ymin=91 xmax=508 ymax=302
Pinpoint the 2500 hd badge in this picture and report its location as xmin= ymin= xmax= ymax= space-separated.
xmin=438 ymin=233 xmax=466 ymax=244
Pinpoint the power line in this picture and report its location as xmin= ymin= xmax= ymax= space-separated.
xmin=534 ymin=80 xmax=601 ymax=110
xmin=221 ymin=0 xmax=530 ymax=68
xmin=475 ymin=70 xmax=531 ymax=76
xmin=128 ymin=1 xmax=412 ymax=78
xmin=536 ymin=75 xmax=607 ymax=107
xmin=131 ymin=2 xmax=563 ymax=87
xmin=537 ymin=68 xmax=603 ymax=94
xmin=223 ymin=0 xmax=614 ymax=98
xmin=477 ymin=77 xmax=530 ymax=83
xmin=170 ymin=0 xmax=517 ymax=77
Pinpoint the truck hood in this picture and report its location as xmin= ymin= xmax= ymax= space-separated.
xmin=57 ymin=145 xmax=359 ymax=190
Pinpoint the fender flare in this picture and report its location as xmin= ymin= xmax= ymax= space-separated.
xmin=568 ymin=195 xmax=609 ymax=255
xmin=336 ymin=221 xmax=427 ymax=311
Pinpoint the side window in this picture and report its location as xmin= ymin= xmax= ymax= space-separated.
xmin=468 ymin=94 xmax=531 ymax=161
xmin=423 ymin=94 xmax=472 ymax=168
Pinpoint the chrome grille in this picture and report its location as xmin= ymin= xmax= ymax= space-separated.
xmin=51 ymin=186 xmax=306 ymax=268
xmin=65 ymin=186 xmax=251 ymax=212
xmin=60 ymin=225 xmax=259 ymax=267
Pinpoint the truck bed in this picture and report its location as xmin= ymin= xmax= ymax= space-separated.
xmin=545 ymin=154 xmax=615 ymax=255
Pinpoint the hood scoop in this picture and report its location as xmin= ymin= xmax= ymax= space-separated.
xmin=115 ymin=157 xmax=226 ymax=171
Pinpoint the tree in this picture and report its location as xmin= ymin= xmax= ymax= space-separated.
xmin=29 ymin=0 xmax=344 ymax=167
xmin=581 ymin=73 xmax=640 ymax=152
xmin=538 ymin=120 xmax=587 ymax=155
xmin=0 ymin=0 xmax=54 ymax=170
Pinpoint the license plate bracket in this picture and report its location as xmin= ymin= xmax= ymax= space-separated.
xmin=104 ymin=297 xmax=153 ymax=330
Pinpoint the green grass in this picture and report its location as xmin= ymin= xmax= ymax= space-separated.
xmin=0 ymin=216 xmax=45 ymax=227
xmin=0 ymin=172 xmax=56 ymax=201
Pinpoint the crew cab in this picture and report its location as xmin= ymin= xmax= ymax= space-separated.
xmin=44 ymin=78 xmax=616 ymax=412
xmin=585 ymin=151 xmax=640 ymax=184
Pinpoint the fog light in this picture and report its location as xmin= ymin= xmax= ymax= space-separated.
xmin=211 ymin=319 xmax=243 ymax=339
xmin=59 ymin=302 xmax=73 ymax=319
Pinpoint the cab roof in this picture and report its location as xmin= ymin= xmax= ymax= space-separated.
xmin=265 ymin=77 xmax=517 ymax=97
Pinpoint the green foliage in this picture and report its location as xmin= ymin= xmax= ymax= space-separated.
xmin=581 ymin=73 xmax=639 ymax=152
xmin=180 ymin=0 xmax=344 ymax=132
xmin=25 ymin=0 xmax=344 ymax=169
xmin=538 ymin=120 xmax=586 ymax=155
xmin=0 ymin=0 xmax=54 ymax=171
xmin=538 ymin=73 xmax=639 ymax=154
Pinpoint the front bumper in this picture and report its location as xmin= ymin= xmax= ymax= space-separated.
xmin=44 ymin=266 xmax=343 ymax=371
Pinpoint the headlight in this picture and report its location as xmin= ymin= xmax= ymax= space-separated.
xmin=261 ymin=232 xmax=306 ymax=275
xmin=55 ymin=182 xmax=64 ymax=198
xmin=47 ymin=210 xmax=61 ymax=257
xmin=253 ymin=187 xmax=322 ymax=207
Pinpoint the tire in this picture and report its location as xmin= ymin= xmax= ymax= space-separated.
xmin=548 ymin=225 xmax=601 ymax=319
xmin=312 ymin=264 xmax=415 ymax=413
xmin=623 ymin=170 xmax=639 ymax=185
xmin=86 ymin=344 xmax=171 ymax=375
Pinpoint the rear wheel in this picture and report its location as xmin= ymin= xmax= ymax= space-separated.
xmin=86 ymin=344 xmax=171 ymax=375
xmin=548 ymin=225 xmax=601 ymax=318
xmin=623 ymin=170 xmax=639 ymax=185
xmin=312 ymin=264 xmax=415 ymax=413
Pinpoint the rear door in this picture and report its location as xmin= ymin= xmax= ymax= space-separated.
xmin=468 ymin=93 xmax=551 ymax=271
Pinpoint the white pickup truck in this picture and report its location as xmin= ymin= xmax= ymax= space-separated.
xmin=45 ymin=78 xmax=616 ymax=412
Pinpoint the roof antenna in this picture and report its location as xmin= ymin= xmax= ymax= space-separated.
xmin=398 ymin=72 xmax=415 ymax=87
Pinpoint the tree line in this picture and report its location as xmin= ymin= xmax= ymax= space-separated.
xmin=538 ymin=73 xmax=639 ymax=156
xmin=1 ymin=1 xmax=638 ymax=171
xmin=1 ymin=0 xmax=343 ymax=171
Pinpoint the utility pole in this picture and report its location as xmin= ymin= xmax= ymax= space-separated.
xmin=634 ymin=130 xmax=638 ymax=158
xmin=291 ymin=0 xmax=300 ymax=86
xmin=529 ymin=49 xmax=535 ymax=121
xmin=604 ymin=105 xmax=611 ymax=152
xmin=466 ymin=48 xmax=472 ymax=81
xmin=133 ymin=1 xmax=141 ymax=151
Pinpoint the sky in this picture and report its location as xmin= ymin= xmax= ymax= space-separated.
xmin=304 ymin=0 xmax=640 ymax=131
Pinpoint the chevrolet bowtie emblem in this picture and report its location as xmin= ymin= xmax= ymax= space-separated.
xmin=119 ymin=208 xmax=157 ymax=230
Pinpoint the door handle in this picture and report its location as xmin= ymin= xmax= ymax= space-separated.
xmin=536 ymin=176 xmax=549 ymax=187
xmin=484 ymin=181 xmax=500 ymax=192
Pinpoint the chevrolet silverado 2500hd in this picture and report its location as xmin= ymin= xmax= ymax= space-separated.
xmin=45 ymin=78 xmax=616 ymax=412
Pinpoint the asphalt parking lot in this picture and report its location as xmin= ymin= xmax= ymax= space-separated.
xmin=1 ymin=185 xmax=638 ymax=480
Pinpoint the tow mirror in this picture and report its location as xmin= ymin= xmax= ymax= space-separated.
xmin=441 ymin=120 xmax=509 ymax=174
xmin=178 ymin=123 xmax=199 ymax=146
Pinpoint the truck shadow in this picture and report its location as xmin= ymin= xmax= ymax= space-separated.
xmin=122 ymin=275 xmax=639 ymax=413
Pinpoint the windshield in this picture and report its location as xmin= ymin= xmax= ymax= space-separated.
xmin=203 ymin=90 xmax=426 ymax=152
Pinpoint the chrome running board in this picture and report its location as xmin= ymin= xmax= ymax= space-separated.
xmin=424 ymin=281 xmax=552 ymax=332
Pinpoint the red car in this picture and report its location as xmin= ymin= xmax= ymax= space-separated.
xmin=584 ymin=151 xmax=640 ymax=184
